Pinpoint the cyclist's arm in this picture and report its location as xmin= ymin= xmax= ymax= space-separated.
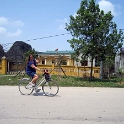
xmin=31 ymin=64 xmax=40 ymax=71
xmin=35 ymin=56 xmax=40 ymax=63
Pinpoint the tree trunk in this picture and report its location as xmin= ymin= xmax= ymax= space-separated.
xmin=90 ymin=57 xmax=94 ymax=80
xmin=100 ymin=61 xmax=103 ymax=79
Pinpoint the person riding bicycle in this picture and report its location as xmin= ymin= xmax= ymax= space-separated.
xmin=26 ymin=54 xmax=41 ymax=92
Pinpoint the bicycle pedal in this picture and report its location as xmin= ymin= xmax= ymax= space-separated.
xmin=35 ymin=89 xmax=41 ymax=93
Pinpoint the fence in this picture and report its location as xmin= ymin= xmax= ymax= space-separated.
xmin=37 ymin=64 xmax=100 ymax=78
xmin=0 ymin=56 xmax=100 ymax=78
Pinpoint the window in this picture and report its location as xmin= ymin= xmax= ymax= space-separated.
xmin=42 ymin=60 xmax=45 ymax=64
xmin=52 ymin=60 xmax=55 ymax=64
xmin=81 ymin=60 xmax=88 ymax=66
xmin=94 ymin=70 xmax=99 ymax=73
xmin=62 ymin=60 xmax=67 ymax=65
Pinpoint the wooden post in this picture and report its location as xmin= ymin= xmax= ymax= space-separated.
xmin=51 ymin=64 xmax=54 ymax=74
xmin=75 ymin=65 xmax=78 ymax=77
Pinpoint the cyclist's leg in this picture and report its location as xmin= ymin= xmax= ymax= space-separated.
xmin=27 ymin=72 xmax=36 ymax=83
xmin=27 ymin=72 xmax=41 ymax=92
xmin=31 ymin=73 xmax=41 ymax=92
xmin=32 ymin=73 xmax=39 ymax=84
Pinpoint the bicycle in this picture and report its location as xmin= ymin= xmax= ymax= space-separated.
xmin=18 ymin=72 xmax=59 ymax=97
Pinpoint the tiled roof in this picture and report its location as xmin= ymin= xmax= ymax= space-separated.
xmin=38 ymin=50 xmax=74 ymax=55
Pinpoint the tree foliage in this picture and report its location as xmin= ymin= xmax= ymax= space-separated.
xmin=66 ymin=0 xmax=124 ymax=79
xmin=24 ymin=48 xmax=38 ymax=62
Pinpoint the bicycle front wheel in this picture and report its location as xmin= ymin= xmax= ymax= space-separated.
xmin=18 ymin=78 xmax=33 ymax=95
xmin=42 ymin=80 xmax=59 ymax=97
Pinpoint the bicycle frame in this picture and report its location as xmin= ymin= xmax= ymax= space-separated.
xmin=35 ymin=76 xmax=46 ymax=89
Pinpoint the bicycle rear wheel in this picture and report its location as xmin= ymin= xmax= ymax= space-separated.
xmin=42 ymin=80 xmax=59 ymax=97
xmin=18 ymin=78 xmax=33 ymax=95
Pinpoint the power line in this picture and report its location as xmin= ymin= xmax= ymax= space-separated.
xmin=25 ymin=33 xmax=70 ymax=42
xmin=1 ymin=32 xmax=71 ymax=50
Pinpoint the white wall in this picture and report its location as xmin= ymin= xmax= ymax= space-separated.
xmin=74 ymin=54 xmax=95 ymax=66
xmin=115 ymin=53 xmax=124 ymax=72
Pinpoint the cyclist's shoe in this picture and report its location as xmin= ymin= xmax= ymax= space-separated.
xmin=35 ymin=89 xmax=41 ymax=93
xmin=26 ymin=82 xmax=35 ymax=89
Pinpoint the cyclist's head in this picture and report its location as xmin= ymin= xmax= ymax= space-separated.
xmin=28 ymin=54 xmax=34 ymax=61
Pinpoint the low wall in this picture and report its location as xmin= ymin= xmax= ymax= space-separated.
xmin=37 ymin=64 xmax=100 ymax=78
xmin=0 ymin=60 xmax=100 ymax=78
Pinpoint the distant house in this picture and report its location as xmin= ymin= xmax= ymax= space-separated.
xmin=115 ymin=48 xmax=124 ymax=72
xmin=37 ymin=50 xmax=74 ymax=66
xmin=37 ymin=50 xmax=98 ymax=67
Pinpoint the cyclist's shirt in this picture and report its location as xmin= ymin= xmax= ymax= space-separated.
xmin=26 ymin=60 xmax=37 ymax=73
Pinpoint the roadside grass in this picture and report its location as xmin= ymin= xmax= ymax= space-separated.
xmin=0 ymin=74 xmax=26 ymax=85
xmin=52 ymin=75 xmax=124 ymax=88
xmin=0 ymin=74 xmax=124 ymax=88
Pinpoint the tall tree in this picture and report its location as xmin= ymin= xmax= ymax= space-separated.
xmin=66 ymin=0 xmax=124 ymax=80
